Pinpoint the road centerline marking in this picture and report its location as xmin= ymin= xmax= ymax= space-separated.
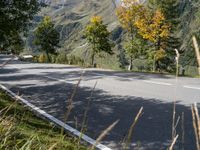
xmin=143 ymin=80 xmax=173 ymax=86
xmin=183 ymin=85 xmax=200 ymax=90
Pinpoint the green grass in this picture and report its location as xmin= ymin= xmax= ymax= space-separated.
xmin=0 ymin=91 xmax=87 ymax=150
xmin=192 ymin=75 xmax=200 ymax=78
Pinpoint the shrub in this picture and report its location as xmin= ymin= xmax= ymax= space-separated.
xmin=68 ymin=55 xmax=84 ymax=66
xmin=38 ymin=53 xmax=48 ymax=63
xmin=184 ymin=65 xmax=198 ymax=76
xmin=56 ymin=53 xmax=68 ymax=64
xmin=50 ymin=54 xmax=57 ymax=63
xmin=132 ymin=59 xmax=151 ymax=71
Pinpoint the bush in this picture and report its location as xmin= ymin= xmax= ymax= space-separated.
xmin=68 ymin=55 xmax=84 ymax=66
xmin=50 ymin=54 xmax=57 ymax=63
xmin=55 ymin=53 xmax=84 ymax=66
xmin=56 ymin=53 xmax=68 ymax=64
xmin=38 ymin=53 xmax=48 ymax=63
xmin=132 ymin=59 xmax=151 ymax=71
xmin=184 ymin=65 xmax=198 ymax=76
xmin=33 ymin=56 xmax=39 ymax=63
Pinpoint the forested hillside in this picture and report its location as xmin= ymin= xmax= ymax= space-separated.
xmin=25 ymin=0 xmax=200 ymax=75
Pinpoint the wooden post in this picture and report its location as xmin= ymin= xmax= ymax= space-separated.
xmin=192 ymin=36 xmax=200 ymax=75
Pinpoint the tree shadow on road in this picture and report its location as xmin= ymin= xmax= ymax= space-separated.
xmin=0 ymin=68 xmax=19 ymax=74
xmin=8 ymin=81 xmax=195 ymax=150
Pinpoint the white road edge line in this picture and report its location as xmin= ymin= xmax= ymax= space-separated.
xmin=143 ymin=80 xmax=172 ymax=86
xmin=183 ymin=85 xmax=200 ymax=90
xmin=0 ymin=84 xmax=112 ymax=150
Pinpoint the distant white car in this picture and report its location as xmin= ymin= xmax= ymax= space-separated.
xmin=19 ymin=55 xmax=33 ymax=61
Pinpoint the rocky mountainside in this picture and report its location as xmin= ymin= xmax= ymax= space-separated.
xmin=39 ymin=0 xmax=119 ymax=49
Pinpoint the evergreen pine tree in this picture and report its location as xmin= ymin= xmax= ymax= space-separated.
xmin=148 ymin=0 xmax=182 ymax=71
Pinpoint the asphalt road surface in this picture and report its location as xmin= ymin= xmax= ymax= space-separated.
xmin=0 ymin=54 xmax=200 ymax=149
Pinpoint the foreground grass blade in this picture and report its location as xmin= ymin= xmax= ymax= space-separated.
xmin=90 ymin=119 xmax=119 ymax=150
xmin=124 ymin=107 xmax=143 ymax=150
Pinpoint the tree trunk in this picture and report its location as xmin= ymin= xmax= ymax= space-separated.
xmin=153 ymin=54 xmax=156 ymax=72
xmin=129 ymin=56 xmax=133 ymax=71
xmin=46 ymin=51 xmax=51 ymax=63
xmin=156 ymin=37 xmax=161 ymax=71
xmin=91 ymin=38 xmax=96 ymax=67
xmin=91 ymin=52 xmax=95 ymax=67
xmin=129 ymin=27 xmax=134 ymax=71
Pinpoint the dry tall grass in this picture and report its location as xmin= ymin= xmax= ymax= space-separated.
xmin=89 ymin=120 xmax=119 ymax=150
xmin=191 ymin=36 xmax=200 ymax=150
xmin=80 ymin=81 xmax=98 ymax=134
xmin=171 ymin=49 xmax=180 ymax=143
xmin=191 ymin=103 xmax=200 ymax=150
xmin=181 ymin=112 xmax=185 ymax=150
xmin=169 ymin=135 xmax=179 ymax=150
xmin=124 ymin=107 xmax=143 ymax=150
xmin=192 ymin=36 xmax=200 ymax=75
xmin=61 ymin=71 xmax=85 ymax=135
xmin=76 ymin=81 xmax=98 ymax=149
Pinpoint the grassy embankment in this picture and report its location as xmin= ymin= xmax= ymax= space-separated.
xmin=0 ymin=90 xmax=87 ymax=150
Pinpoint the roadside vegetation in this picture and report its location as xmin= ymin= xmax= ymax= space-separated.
xmin=0 ymin=90 xmax=87 ymax=150
xmin=34 ymin=16 xmax=60 ymax=62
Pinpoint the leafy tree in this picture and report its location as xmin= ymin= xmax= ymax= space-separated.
xmin=135 ymin=9 xmax=169 ymax=47
xmin=0 ymin=0 xmax=41 ymax=52
xmin=34 ymin=16 xmax=60 ymax=62
xmin=9 ymin=32 xmax=24 ymax=55
xmin=124 ymin=36 xmax=146 ymax=69
xmin=85 ymin=16 xmax=113 ymax=66
xmin=116 ymin=0 xmax=146 ymax=69
xmin=134 ymin=9 xmax=170 ymax=71
xmin=116 ymin=0 xmax=144 ymax=35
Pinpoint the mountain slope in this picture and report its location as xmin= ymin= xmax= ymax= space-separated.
xmin=31 ymin=0 xmax=123 ymax=69
xmin=28 ymin=0 xmax=200 ymax=74
xmin=41 ymin=0 xmax=118 ymax=46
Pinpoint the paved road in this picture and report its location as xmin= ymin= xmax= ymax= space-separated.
xmin=0 ymin=55 xmax=200 ymax=149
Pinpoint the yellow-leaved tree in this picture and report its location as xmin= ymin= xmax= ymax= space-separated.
xmin=134 ymin=9 xmax=170 ymax=71
xmin=116 ymin=0 xmax=146 ymax=70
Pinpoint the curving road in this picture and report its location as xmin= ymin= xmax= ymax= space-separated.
xmin=0 ymin=54 xmax=200 ymax=149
